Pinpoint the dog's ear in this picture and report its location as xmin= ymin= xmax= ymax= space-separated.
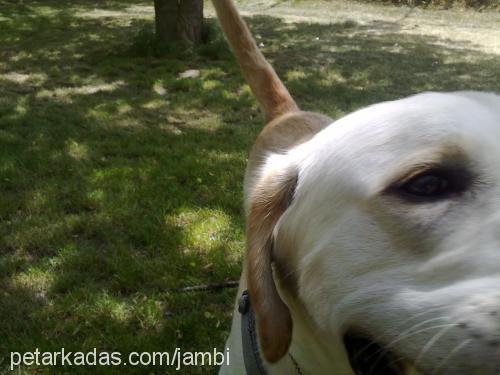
xmin=246 ymin=162 xmax=297 ymax=363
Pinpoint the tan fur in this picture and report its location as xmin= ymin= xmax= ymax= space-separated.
xmin=211 ymin=0 xmax=298 ymax=122
xmin=212 ymin=0 xmax=333 ymax=364
xmin=246 ymin=167 xmax=297 ymax=362
xmin=243 ymin=111 xmax=331 ymax=362
xmin=245 ymin=111 xmax=333 ymax=198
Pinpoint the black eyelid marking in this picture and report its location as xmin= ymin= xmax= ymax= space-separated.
xmin=383 ymin=165 xmax=476 ymax=204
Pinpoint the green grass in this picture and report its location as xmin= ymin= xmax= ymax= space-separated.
xmin=0 ymin=0 xmax=499 ymax=373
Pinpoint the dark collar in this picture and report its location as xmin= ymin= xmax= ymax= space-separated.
xmin=238 ymin=290 xmax=303 ymax=375
xmin=239 ymin=290 xmax=268 ymax=375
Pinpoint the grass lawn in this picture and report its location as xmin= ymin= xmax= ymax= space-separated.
xmin=0 ymin=0 xmax=498 ymax=373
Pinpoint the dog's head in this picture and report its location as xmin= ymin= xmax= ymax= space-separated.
xmin=246 ymin=91 xmax=500 ymax=374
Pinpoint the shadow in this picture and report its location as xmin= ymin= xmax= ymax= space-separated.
xmin=245 ymin=15 xmax=498 ymax=115
xmin=0 ymin=1 xmax=499 ymax=373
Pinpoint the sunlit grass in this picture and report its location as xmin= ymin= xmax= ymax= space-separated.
xmin=0 ymin=1 xmax=251 ymax=373
xmin=0 ymin=0 xmax=498 ymax=373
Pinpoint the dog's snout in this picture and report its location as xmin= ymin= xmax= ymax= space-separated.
xmin=453 ymin=297 xmax=500 ymax=346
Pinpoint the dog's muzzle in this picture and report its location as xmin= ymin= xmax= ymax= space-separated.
xmin=344 ymin=331 xmax=411 ymax=375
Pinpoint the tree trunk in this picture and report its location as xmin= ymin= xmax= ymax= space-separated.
xmin=153 ymin=0 xmax=203 ymax=45
xmin=154 ymin=0 xmax=178 ymax=44
xmin=178 ymin=0 xmax=203 ymax=44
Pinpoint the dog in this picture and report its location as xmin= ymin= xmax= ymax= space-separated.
xmin=212 ymin=1 xmax=500 ymax=374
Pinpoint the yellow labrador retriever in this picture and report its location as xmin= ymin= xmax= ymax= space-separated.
xmin=212 ymin=1 xmax=500 ymax=374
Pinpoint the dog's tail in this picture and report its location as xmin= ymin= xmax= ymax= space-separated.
xmin=212 ymin=0 xmax=299 ymax=123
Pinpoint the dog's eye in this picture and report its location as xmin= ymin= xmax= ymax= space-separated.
xmin=402 ymin=174 xmax=449 ymax=196
xmin=390 ymin=167 xmax=472 ymax=202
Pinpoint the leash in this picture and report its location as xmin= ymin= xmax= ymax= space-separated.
xmin=238 ymin=290 xmax=303 ymax=375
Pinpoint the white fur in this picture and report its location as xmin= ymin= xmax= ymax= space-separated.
xmin=221 ymin=91 xmax=500 ymax=374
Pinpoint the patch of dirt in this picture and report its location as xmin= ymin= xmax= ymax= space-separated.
xmin=207 ymin=1 xmax=500 ymax=56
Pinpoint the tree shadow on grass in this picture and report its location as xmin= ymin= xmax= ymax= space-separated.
xmin=0 ymin=2 xmax=499 ymax=373
xmin=246 ymin=15 xmax=498 ymax=115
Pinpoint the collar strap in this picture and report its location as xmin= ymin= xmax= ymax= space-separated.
xmin=238 ymin=290 xmax=303 ymax=375
xmin=239 ymin=290 xmax=268 ymax=375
